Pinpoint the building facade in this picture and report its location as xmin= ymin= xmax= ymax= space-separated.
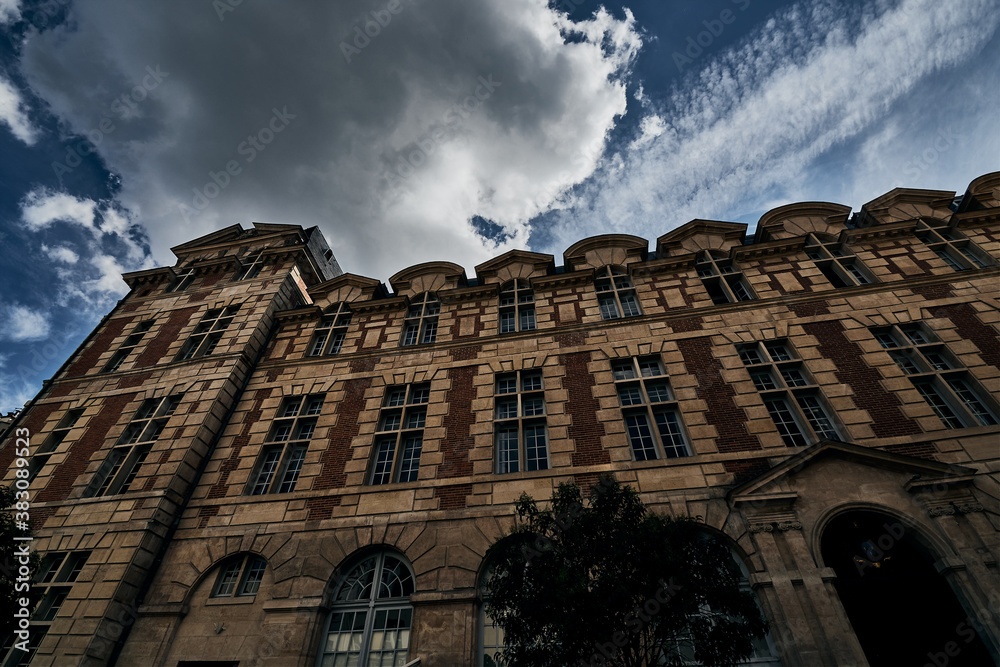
xmin=1 ymin=173 xmax=999 ymax=667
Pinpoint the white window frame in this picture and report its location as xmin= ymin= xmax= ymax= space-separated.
xmin=248 ymin=395 xmax=323 ymax=495
xmin=494 ymin=370 xmax=548 ymax=473
xmin=613 ymin=356 xmax=691 ymax=460
xmin=369 ymin=384 xmax=429 ymax=484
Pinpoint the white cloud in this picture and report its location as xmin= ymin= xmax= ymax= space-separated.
xmin=542 ymin=0 xmax=1000 ymax=250
xmin=0 ymin=0 xmax=19 ymax=24
xmin=41 ymin=244 xmax=80 ymax=264
xmin=0 ymin=305 xmax=50 ymax=342
xmin=21 ymin=189 xmax=97 ymax=232
xmin=0 ymin=73 xmax=37 ymax=145
xmin=18 ymin=0 xmax=640 ymax=281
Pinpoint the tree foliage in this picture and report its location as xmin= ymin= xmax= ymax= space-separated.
xmin=484 ymin=477 xmax=768 ymax=667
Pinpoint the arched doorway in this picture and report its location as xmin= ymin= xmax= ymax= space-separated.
xmin=821 ymin=510 xmax=992 ymax=666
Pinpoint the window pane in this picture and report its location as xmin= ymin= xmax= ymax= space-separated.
xmin=915 ymin=382 xmax=965 ymax=429
xmin=520 ymin=372 xmax=542 ymax=392
xmin=764 ymin=399 xmax=808 ymax=447
xmin=277 ymin=447 xmax=306 ymax=493
xmin=653 ymin=410 xmax=687 ymax=458
xmin=496 ymin=376 xmax=517 ymax=395
xmin=239 ymin=558 xmax=267 ymax=596
xmin=522 ymin=396 xmax=545 ymax=416
xmin=797 ymin=395 xmax=839 ymax=440
xmin=496 ymin=427 xmax=519 ymax=474
xmin=618 ymin=385 xmax=644 ymax=406
xmin=524 ymin=424 xmax=548 ymax=471
xmin=371 ymin=439 xmax=396 ymax=485
xmin=947 ymin=378 xmax=997 ymax=426
xmin=625 ymin=413 xmax=657 ymax=461
xmin=214 ymin=562 xmax=242 ymax=597
xmin=397 ymin=436 xmax=422 ymax=482
xmin=638 ymin=359 xmax=663 ymax=377
xmin=645 ymin=382 xmax=672 ymax=403
xmin=620 ymin=292 xmax=641 ymax=317
xmin=599 ymin=295 xmax=620 ymax=320
xmin=251 ymin=449 xmax=282 ymax=495
xmin=496 ymin=398 xmax=518 ymax=419
xmin=520 ymin=307 xmax=536 ymax=331
xmin=499 ymin=310 xmax=516 ymax=334
xmin=612 ymin=360 xmax=636 ymax=381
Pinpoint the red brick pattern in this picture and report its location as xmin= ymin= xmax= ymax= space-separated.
xmin=555 ymin=332 xmax=586 ymax=348
xmin=670 ymin=317 xmax=704 ymax=332
xmin=306 ymin=496 xmax=342 ymax=520
xmin=562 ymin=351 xmax=610 ymax=466
xmin=188 ymin=290 xmax=211 ymax=302
xmin=65 ymin=316 xmax=134 ymax=377
xmin=434 ymin=483 xmax=472 ymax=510
xmin=676 ymin=337 xmax=762 ymax=453
xmin=351 ymin=358 xmax=377 ymax=374
xmin=912 ymin=284 xmax=953 ymax=300
xmin=207 ymin=388 xmax=272 ymax=499
xmin=313 ymin=379 xmax=372 ymax=490
xmin=883 ymin=442 xmax=936 ymax=460
xmin=723 ymin=459 xmax=772 ymax=484
xmin=48 ymin=382 xmax=79 ymax=398
xmin=30 ymin=506 xmax=55 ymax=532
xmin=197 ymin=505 xmax=220 ymax=528
xmin=928 ymin=302 xmax=1000 ymax=369
xmin=790 ymin=301 xmax=831 ymax=318
xmin=37 ymin=393 xmax=136 ymax=503
xmin=450 ymin=345 xmax=481 ymax=362
xmin=438 ymin=366 xmax=478 ymax=478
xmin=134 ymin=306 xmax=201 ymax=367
xmin=0 ymin=402 xmax=62 ymax=472
xmin=118 ymin=372 xmax=152 ymax=389
xmin=801 ymin=320 xmax=921 ymax=438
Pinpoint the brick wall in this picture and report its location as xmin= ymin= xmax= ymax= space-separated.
xmin=65 ymin=316 xmax=134 ymax=377
xmin=134 ymin=306 xmax=201 ymax=367
xmin=437 ymin=366 xmax=477 ymax=478
xmin=562 ymin=351 xmax=610 ymax=466
xmin=0 ymin=401 xmax=62 ymax=472
xmin=313 ymin=379 xmax=372 ymax=490
xmin=677 ymin=337 xmax=762 ymax=453
xmin=928 ymin=302 xmax=1000 ymax=369
xmin=801 ymin=320 xmax=921 ymax=438
xmin=207 ymin=388 xmax=272 ymax=499
xmin=37 ymin=393 xmax=136 ymax=502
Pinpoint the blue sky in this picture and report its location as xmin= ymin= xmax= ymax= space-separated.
xmin=0 ymin=0 xmax=997 ymax=412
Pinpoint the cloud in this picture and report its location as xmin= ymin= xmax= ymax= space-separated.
xmin=18 ymin=0 xmax=640 ymax=281
xmin=0 ymin=73 xmax=38 ymax=145
xmin=0 ymin=0 xmax=18 ymax=24
xmin=541 ymin=0 xmax=1000 ymax=249
xmin=0 ymin=304 xmax=50 ymax=342
xmin=21 ymin=189 xmax=97 ymax=231
xmin=41 ymin=244 xmax=80 ymax=263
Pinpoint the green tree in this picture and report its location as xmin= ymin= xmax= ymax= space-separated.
xmin=1 ymin=485 xmax=39 ymax=640
xmin=484 ymin=477 xmax=768 ymax=667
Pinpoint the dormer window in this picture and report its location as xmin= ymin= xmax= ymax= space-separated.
xmin=401 ymin=293 xmax=439 ymax=346
xmin=499 ymin=279 xmax=536 ymax=333
xmin=595 ymin=266 xmax=641 ymax=320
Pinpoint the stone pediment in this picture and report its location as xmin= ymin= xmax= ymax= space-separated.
xmin=730 ymin=440 xmax=975 ymax=506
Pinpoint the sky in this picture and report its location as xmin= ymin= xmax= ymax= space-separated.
xmin=0 ymin=0 xmax=997 ymax=413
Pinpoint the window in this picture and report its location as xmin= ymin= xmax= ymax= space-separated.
xmin=805 ymin=233 xmax=875 ymax=287
xmin=499 ymin=279 xmax=536 ymax=333
xmin=872 ymin=324 xmax=997 ymax=429
xmin=29 ymin=408 xmax=84 ymax=483
xmin=401 ymin=293 xmax=440 ymax=346
xmin=662 ymin=539 xmax=780 ymax=666
xmin=211 ymin=555 xmax=268 ymax=598
xmin=696 ymin=251 xmax=755 ymax=304
xmin=915 ymin=219 xmax=994 ymax=271
xmin=370 ymin=384 xmax=429 ymax=484
xmin=478 ymin=566 xmax=506 ymax=667
xmin=738 ymin=341 xmax=840 ymax=447
xmin=248 ymin=395 xmax=323 ymax=495
xmin=0 ymin=551 xmax=92 ymax=665
xmin=613 ymin=357 xmax=690 ymax=460
xmin=318 ymin=552 xmax=414 ymax=666
xmin=85 ymin=395 xmax=181 ymax=497
xmin=102 ymin=319 xmax=155 ymax=373
xmin=167 ymin=268 xmax=196 ymax=292
xmin=494 ymin=370 xmax=548 ymax=473
xmin=177 ymin=305 xmax=239 ymax=360
xmin=234 ymin=251 xmax=266 ymax=280
xmin=309 ymin=303 xmax=352 ymax=356
xmin=595 ymin=266 xmax=641 ymax=320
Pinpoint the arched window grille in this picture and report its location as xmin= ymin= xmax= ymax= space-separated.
xmin=317 ymin=552 xmax=415 ymax=666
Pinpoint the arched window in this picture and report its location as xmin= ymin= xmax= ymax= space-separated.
xmin=318 ymin=551 xmax=415 ymax=665
xmin=401 ymin=293 xmax=440 ymax=346
xmin=211 ymin=554 xmax=268 ymax=598
xmin=498 ymin=280 xmax=535 ymax=333
xmin=310 ymin=303 xmax=352 ymax=356
xmin=478 ymin=565 xmax=506 ymax=666
xmin=595 ymin=266 xmax=641 ymax=320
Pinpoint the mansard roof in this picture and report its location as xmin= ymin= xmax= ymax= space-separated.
xmin=170 ymin=222 xmax=308 ymax=255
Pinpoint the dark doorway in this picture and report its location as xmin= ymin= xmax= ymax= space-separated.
xmin=821 ymin=511 xmax=993 ymax=667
